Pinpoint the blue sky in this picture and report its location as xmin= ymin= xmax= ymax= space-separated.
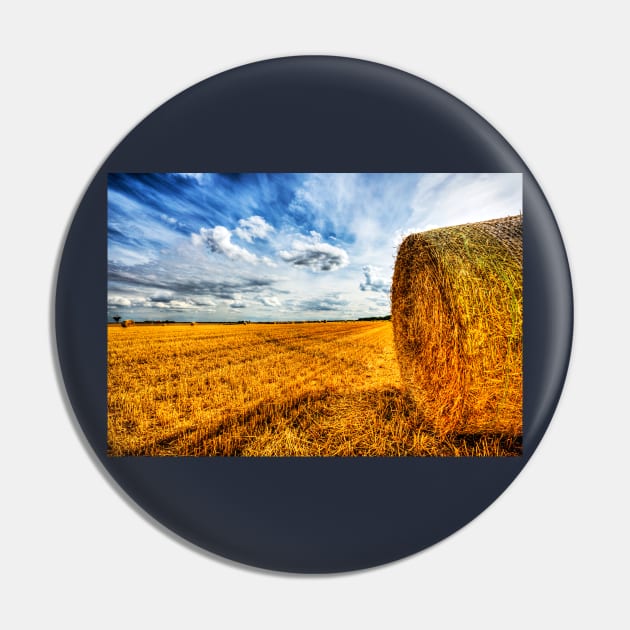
xmin=108 ymin=173 xmax=522 ymax=321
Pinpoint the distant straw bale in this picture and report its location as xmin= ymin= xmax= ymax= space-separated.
xmin=120 ymin=319 xmax=135 ymax=328
xmin=391 ymin=215 xmax=522 ymax=437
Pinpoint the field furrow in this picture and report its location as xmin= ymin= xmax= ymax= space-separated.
xmin=108 ymin=321 xmax=520 ymax=456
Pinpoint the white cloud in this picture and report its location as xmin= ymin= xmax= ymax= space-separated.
xmin=108 ymin=294 xmax=156 ymax=308
xmin=391 ymin=224 xmax=442 ymax=248
xmin=260 ymin=296 xmax=282 ymax=307
xmin=412 ymin=173 xmax=452 ymax=208
xmin=110 ymin=173 xmax=521 ymax=321
xmin=360 ymin=266 xmax=390 ymax=293
xmin=108 ymin=292 xmax=218 ymax=312
xmin=179 ymin=173 xmax=205 ymax=184
xmin=279 ymin=231 xmax=349 ymax=272
xmin=108 ymin=295 xmax=132 ymax=307
xmin=146 ymin=296 xmax=217 ymax=311
xmin=420 ymin=223 xmax=440 ymax=232
xmin=410 ymin=173 xmax=521 ymax=229
xmin=387 ymin=174 xmax=521 ymax=249
xmin=234 ymin=215 xmax=274 ymax=242
xmin=192 ymin=226 xmax=258 ymax=264
xmin=283 ymin=293 xmax=350 ymax=313
xmin=155 ymin=299 xmax=194 ymax=310
xmin=189 ymin=296 xmax=217 ymax=307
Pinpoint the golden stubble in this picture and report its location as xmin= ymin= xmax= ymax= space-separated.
xmin=108 ymin=320 xmax=521 ymax=457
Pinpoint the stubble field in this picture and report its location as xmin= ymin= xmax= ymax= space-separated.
xmin=108 ymin=321 xmax=521 ymax=456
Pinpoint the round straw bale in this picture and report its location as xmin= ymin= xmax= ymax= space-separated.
xmin=120 ymin=319 xmax=135 ymax=328
xmin=391 ymin=215 xmax=522 ymax=437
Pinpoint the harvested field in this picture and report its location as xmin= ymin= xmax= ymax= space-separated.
xmin=391 ymin=215 xmax=522 ymax=438
xmin=107 ymin=321 xmax=521 ymax=456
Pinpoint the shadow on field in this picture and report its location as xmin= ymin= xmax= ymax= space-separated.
xmin=169 ymin=385 xmax=523 ymax=457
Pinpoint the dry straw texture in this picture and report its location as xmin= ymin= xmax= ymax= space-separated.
xmin=108 ymin=321 xmax=520 ymax=456
xmin=391 ymin=215 xmax=522 ymax=438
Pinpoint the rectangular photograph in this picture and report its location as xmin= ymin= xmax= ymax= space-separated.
xmin=107 ymin=173 xmax=522 ymax=456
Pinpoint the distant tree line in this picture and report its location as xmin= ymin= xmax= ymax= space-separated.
xmin=357 ymin=315 xmax=391 ymax=321
xmin=111 ymin=314 xmax=391 ymax=325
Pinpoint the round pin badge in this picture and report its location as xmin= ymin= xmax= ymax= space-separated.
xmin=56 ymin=56 xmax=572 ymax=573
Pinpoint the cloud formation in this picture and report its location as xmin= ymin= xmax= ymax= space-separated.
xmin=260 ymin=296 xmax=282 ymax=308
xmin=234 ymin=215 xmax=274 ymax=242
xmin=192 ymin=226 xmax=258 ymax=263
xmin=108 ymin=260 xmax=274 ymax=301
xmin=178 ymin=173 xmax=205 ymax=184
xmin=360 ymin=266 xmax=390 ymax=293
xmin=294 ymin=294 xmax=349 ymax=312
xmin=108 ymin=293 xmax=217 ymax=312
xmin=108 ymin=173 xmax=521 ymax=321
xmin=279 ymin=231 xmax=349 ymax=272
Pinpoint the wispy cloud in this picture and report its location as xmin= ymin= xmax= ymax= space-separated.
xmin=409 ymin=173 xmax=522 ymax=232
xmin=360 ymin=266 xmax=391 ymax=293
xmin=234 ymin=215 xmax=274 ymax=242
xmin=259 ymin=296 xmax=282 ymax=308
xmin=108 ymin=292 xmax=217 ymax=312
xmin=108 ymin=173 xmax=521 ymax=321
xmin=192 ymin=226 xmax=258 ymax=263
xmin=291 ymin=294 xmax=350 ymax=313
xmin=178 ymin=173 xmax=205 ymax=184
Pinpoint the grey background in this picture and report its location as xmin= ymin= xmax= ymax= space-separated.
xmin=2 ymin=0 xmax=628 ymax=627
